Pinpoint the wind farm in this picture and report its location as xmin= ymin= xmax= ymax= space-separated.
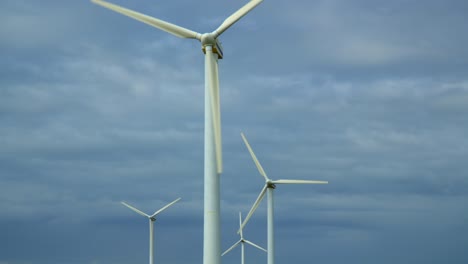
xmin=88 ymin=0 xmax=329 ymax=263
xmin=90 ymin=0 xmax=263 ymax=263
xmin=3 ymin=1 xmax=467 ymax=264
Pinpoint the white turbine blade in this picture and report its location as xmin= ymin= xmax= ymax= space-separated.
xmin=240 ymin=132 xmax=268 ymax=180
xmin=222 ymin=240 xmax=242 ymax=256
xmin=91 ymin=0 xmax=201 ymax=40
xmin=238 ymin=185 xmax=267 ymax=233
xmin=244 ymin=240 xmax=267 ymax=252
xmin=151 ymin=197 xmax=181 ymax=217
xmin=121 ymin=201 xmax=150 ymax=218
xmin=206 ymin=48 xmax=223 ymax=174
xmin=213 ymin=0 xmax=263 ymax=38
xmin=272 ymin=179 xmax=329 ymax=184
xmin=213 ymin=54 xmax=222 ymax=174
xmin=238 ymin=212 xmax=244 ymax=238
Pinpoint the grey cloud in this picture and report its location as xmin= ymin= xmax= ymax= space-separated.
xmin=242 ymin=0 xmax=468 ymax=78
xmin=1 ymin=1 xmax=468 ymax=264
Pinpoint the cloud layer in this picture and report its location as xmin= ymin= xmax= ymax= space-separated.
xmin=1 ymin=0 xmax=467 ymax=264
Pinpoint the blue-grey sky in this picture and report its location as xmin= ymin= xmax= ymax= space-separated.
xmin=1 ymin=0 xmax=468 ymax=264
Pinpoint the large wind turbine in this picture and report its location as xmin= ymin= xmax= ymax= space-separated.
xmin=121 ymin=198 xmax=181 ymax=264
xmin=222 ymin=212 xmax=267 ymax=264
xmin=238 ymin=133 xmax=328 ymax=264
xmin=91 ymin=1 xmax=263 ymax=263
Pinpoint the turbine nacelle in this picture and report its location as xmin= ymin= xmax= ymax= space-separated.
xmin=201 ymin=34 xmax=224 ymax=59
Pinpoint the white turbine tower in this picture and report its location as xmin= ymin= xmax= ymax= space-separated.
xmin=238 ymin=133 xmax=328 ymax=264
xmin=91 ymin=1 xmax=263 ymax=264
xmin=121 ymin=198 xmax=181 ymax=264
xmin=222 ymin=212 xmax=267 ymax=264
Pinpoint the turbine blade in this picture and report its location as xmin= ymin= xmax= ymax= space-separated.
xmin=238 ymin=212 xmax=244 ymax=238
xmin=213 ymin=54 xmax=222 ymax=174
xmin=213 ymin=0 xmax=263 ymax=38
xmin=240 ymin=132 xmax=268 ymax=180
xmin=151 ymin=197 xmax=181 ymax=217
xmin=222 ymin=240 xmax=242 ymax=256
xmin=91 ymin=0 xmax=201 ymax=39
xmin=238 ymin=185 xmax=267 ymax=233
xmin=244 ymin=240 xmax=267 ymax=252
xmin=121 ymin=201 xmax=150 ymax=218
xmin=272 ymin=179 xmax=329 ymax=184
xmin=206 ymin=47 xmax=223 ymax=174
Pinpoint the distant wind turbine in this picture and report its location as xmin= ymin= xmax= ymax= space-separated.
xmin=91 ymin=2 xmax=263 ymax=263
xmin=121 ymin=198 xmax=181 ymax=264
xmin=222 ymin=212 xmax=267 ymax=264
xmin=238 ymin=133 xmax=328 ymax=264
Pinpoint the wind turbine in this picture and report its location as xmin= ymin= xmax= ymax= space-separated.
xmin=91 ymin=1 xmax=263 ymax=263
xmin=238 ymin=132 xmax=328 ymax=264
xmin=222 ymin=212 xmax=267 ymax=264
xmin=121 ymin=198 xmax=181 ymax=264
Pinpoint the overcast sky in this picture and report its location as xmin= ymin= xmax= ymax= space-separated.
xmin=1 ymin=0 xmax=468 ymax=264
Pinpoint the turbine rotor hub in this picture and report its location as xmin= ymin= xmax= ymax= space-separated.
xmin=266 ymin=180 xmax=276 ymax=189
xmin=201 ymin=33 xmax=216 ymax=46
